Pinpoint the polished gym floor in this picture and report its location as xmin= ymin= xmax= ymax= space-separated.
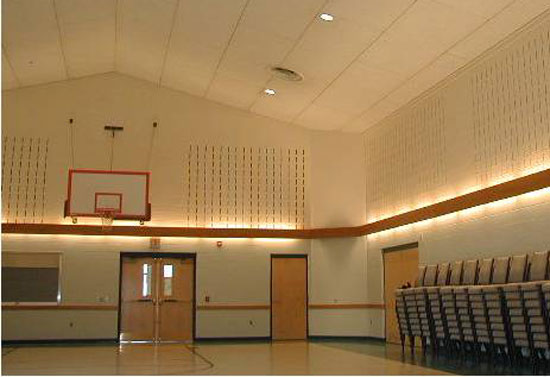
xmin=1 ymin=338 xmax=543 ymax=375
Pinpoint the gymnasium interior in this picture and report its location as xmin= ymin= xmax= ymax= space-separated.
xmin=2 ymin=0 xmax=550 ymax=375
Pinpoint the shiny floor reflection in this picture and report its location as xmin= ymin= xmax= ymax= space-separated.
xmin=2 ymin=340 xmax=449 ymax=375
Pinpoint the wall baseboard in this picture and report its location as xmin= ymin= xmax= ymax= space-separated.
xmin=194 ymin=336 xmax=271 ymax=342
xmin=308 ymin=335 xmax=385 ymax=342
xmin=2 ymin=338 xmax=118 ymax=346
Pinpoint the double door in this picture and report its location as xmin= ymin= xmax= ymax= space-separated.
xmin=119 ymin=254 xmax=194 ymax=342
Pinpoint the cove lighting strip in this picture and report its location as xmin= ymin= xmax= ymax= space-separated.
xmin=2 ymin=169 xmax=550 ymax=239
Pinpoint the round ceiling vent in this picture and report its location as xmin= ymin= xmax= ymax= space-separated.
xmin=270 ymin=66 xmax=304 ymax=82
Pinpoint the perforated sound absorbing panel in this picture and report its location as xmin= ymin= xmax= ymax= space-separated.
xmin=365 ymin=97 xmax=447 ymax=220
xmin=471 ymin=19 xmax=550 ymax=185
xmin=182 ymin=145 xmax=306 ymax=229
xmin=2 ymin=137 xmax=49 ymax=224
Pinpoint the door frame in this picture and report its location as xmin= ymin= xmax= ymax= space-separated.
xmin=382 ymin=242 xmax=418 ymax=341
xmin=270 ymin=254 xmax=309 ymax=340
xmin=117 ymin=252 xmax=197 ymax=342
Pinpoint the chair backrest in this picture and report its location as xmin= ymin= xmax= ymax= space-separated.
xmin=477 ymin=258 xmax=494 ymax=285
xmin=424 ymin=264 xmax=438 ymax=286
xmin=528 ymin=251 xmax=549 ymax=281
xmin=508 ymin=254 xmax=527 ymax=283
xmin=449 ymin=260 xmax=463 ymax=285
xmin=491 ymin=256 xmax=509 ymax=284
xmin=415 ymin=265 xmax=427 ymax=287
xmin=462 ymin=259 xmax=478 ymax=285
xmin=436 ymin=262 xmax=450 ymax=286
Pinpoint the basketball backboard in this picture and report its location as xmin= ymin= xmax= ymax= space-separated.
xmin=64 ymin=169 xmax=151 ymax=221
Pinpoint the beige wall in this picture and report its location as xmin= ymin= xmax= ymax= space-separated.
xmin=363 ymin=14 xmax=550 ymax=338
xmin=1 ymin=72 xmax=369 ymax=340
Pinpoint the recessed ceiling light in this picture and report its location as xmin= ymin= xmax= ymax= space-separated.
xmin=319 ymin=13 xmax=334 ymax=22
xmin=264 ymin=88 xmax=276 ymax=96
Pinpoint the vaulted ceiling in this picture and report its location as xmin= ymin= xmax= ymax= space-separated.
xmin=3 ymin=0 xmax=549 ymax=132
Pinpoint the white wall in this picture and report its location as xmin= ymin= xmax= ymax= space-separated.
xmin=363 ymin=14 xmax=550 ymax=338
xmin=1 ymin=72 xmax=369 ymax=340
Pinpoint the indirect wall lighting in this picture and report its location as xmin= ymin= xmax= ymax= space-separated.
xmin=319 ymin=13 xmax=334 ymax=22
xmin=263 ymin=88 xmax=276 ymax=96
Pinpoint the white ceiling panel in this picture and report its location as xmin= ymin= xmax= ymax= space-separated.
xmin=322 ymin=0 xmax=415 ymax=33
xmin=432 ymin=0 xmax=514 ymax=20
xmin=55 ymin=0 xmax=116 ymax=77
xmin=359 ymin=0 xmax=484 ymax=77
xmin=161 ymin=0 xmax=248 ymax=96
xmin=2 ymin=52 xmax=19 ymax=90
xmin=251 ymin=80 xmax=327 ymax=122
xmin=384 ymin=52 xmax=467 ymax=110
xmin=206 ymin=0 xmax=324 ymax=108
xmin=242 ymin=0 xmax=325 ymax=41
xmin=312 ymin=63 xmax=404 ymax=116
xmin=207 ymin=72 xmax=264 ymax=110
xmin=116 ymin=0 xmax=178 ymax=83
xmin=342 ymin=98 xmax=402 ymax=132
xmin=295 ymin=103 xmax=357 ymax=131
xmin=450 ymin=0 xmax=550 ymax=60
xmin=2 ymin=0 xmax=67 ymax=86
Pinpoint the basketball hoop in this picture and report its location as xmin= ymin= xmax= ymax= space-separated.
xmin=99 ymin=210 xmax=116 ymax=232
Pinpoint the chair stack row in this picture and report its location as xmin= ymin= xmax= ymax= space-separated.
xmin=395 ymin=250 xmax=550 ymax=365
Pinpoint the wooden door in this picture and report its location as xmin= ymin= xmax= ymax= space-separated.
xmin=384 ymin=247 xmax=419 ymax=344
xmin=119 ymin=255 xmax=194 ymax=342
xmin=271 ymin=256 xmax=307 ymax=340
xmin=158 ymin=257 xmax=194 ymax=342
xmin=120 ymin=256 xmax=156 ymax=341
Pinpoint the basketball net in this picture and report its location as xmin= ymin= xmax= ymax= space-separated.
xmin=100 ymin=210 xmax=115 ymax=232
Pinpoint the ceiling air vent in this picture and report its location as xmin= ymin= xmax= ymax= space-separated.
xmin=270 ymin=66 xmax=304 ymax=82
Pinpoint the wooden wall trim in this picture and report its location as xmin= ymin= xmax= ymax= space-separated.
xmin=308 ymin=303 xmax=385 ymax=309
xmin=2 ymin=303 xmax=118 ymax=311
xmin=2 ymin=302 xmax=386 ymax=311
xmin=197 ymin=303 xmax=270 ymax=310
xmin=2 ymin=169 xmax=549 ymax=239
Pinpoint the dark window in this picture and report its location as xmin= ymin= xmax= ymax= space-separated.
xmin=2 ymin=252 xmax=60 ymax=303
xmin=2 ymin=267 xmax=59 ymax=302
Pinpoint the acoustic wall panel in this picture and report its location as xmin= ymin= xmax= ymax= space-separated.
xmin=472 ymin=21 xmax=550 ymax=186
xmin=365 ymin=96 xmax=447 ymax=221
xmin=182 ymin=145 xmax=306 ymax=229
xmin=363 ymin=15 xmax=550 ymax=222
xmin=2 ymin=137 xmax=49 ymax=224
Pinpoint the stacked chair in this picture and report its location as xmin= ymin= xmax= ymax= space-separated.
xmin=395 ymin=265 xmax=426 ymax=351
xmin=427 ymin=262 xmax=450 ymax=350
xmin=417 ymin=264 xmax=439 ymax=349
xmin=440 ymin=259 xmax=478 ymax=351
xmin=395 ymin=250 xmax=550 ymax=368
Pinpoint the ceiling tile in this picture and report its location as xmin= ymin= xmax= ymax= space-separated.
xmin=207 ymin=72 xmax=263 ymax=110
xmin=384 ymin=52 xmax=468 ymax=109
xmin=206 ymin=0 xmax=324 ymax=109
xmin=312 ymin=63 xmax=404 ymax=115
xmin=341 ymin=99 xmax=402 ymax=132
xmin=295 ymin=103 xmax=357 ymax=131
xmin=450 ymin=0 xmax=550 ymax=60
xmin=55 ymin=0 xmax=116 ymax=77
xmin=359 ymin=0 xmax=484 ymax=77
xmin=116 ymin=0 xmax=178 ymax=83
xmin=2 ymin=52 xmax=19 ymax=90
xmin=241 ymin=0 xmax=325 ymax=41
xmin=251 ymin=80 xmax=326 ymax=122
xmin=2 ymin=0 xmax=67 ymax=86
xmin=432 ymin=0 xmax=514 ymax=20
xmin=161 ymin=0 xmax=248 ymax=96
xmin=323 ymin=0 xmax=415 ymax=33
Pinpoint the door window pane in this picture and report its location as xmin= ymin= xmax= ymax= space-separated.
xmin=142 ymin=264 xmax=152 ymax=297
xmin=163 ymin=264 xmax=173 ymax=296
